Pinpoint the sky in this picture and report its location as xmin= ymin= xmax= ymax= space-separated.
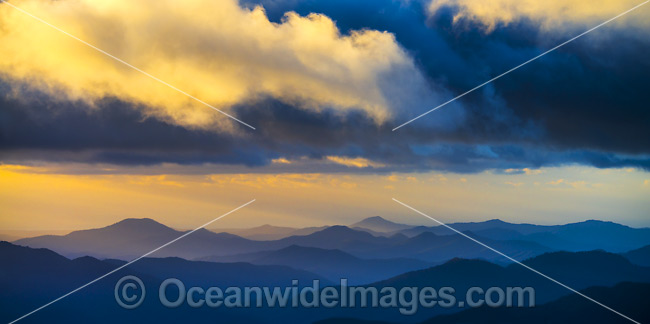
xmin=0 ymin=0 xmax=649 ymax=232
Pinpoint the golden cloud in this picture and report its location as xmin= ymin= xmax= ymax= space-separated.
xmin=0 ymin=0 xmax=432 ymax=132
xmin=325 ymin=156 xmax=385 ymax=168
xmin=428 ymin=0 xmax=649 ymax=32
xmin=271 ymin=158 xmax=292 ymax=165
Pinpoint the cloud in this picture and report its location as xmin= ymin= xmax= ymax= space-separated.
xmin=325 ymin=156 xmax=385 ymax=168
xmin=428 ymin=0 xmax=650 ymax=32
xmin=1 ymin=0 xmax=649 ymax=173
xmin=503 ymin=168 xmax=543 ymax=175
xmin=0 ymin=0 xmax=437 ymax=132
xmin=386 ymin=175 xmax=400 ymax=182
xmin=523 ymin=168 xmax=543 ymax=175
xmin=271 ymin=157 xmax=292 ymax=164
xmin=2 ymin=70 xmax=650 ymax=173
xmin=545 ymin=178 xmax=591 ymax=189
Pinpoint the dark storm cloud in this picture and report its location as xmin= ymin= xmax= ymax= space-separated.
xmin=0 ymin=92 xmax=270 ymax=167
xmin=246 ymin=0 xmax=650 ymax=151
xmin=245 ymin=0 xmax=650 ymax=159
xmin=2 ymin=92 xmax=647 ymax=173
xmin=1 ymin=0 xmax=649 ymax=172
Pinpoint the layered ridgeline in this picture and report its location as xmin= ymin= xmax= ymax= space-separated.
xmin=2 ymin=242 xmax=650 ymax=323
xmin=11 ymin=217 xmax=650 ymax=287
xmin=13 ymin=218 xmax=550 ymax=262
xmin=621 ymin=245 xmax=650 ymax=267
xmin=14 ymin=216 xmax=650 ymax=260
xmin=198 ymin=245 xmax=432 ymax=284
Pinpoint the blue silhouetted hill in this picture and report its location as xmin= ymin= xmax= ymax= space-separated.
xmin=313 ymin=250 xmax=650 ymax=322
xmin=396 ymin=219 xmax=650 ymax=253
xmin=420 ymin=282 xmax=650 ymax=324
xmin=315 ymin=282 xmax=650 ymax=324
xmin=14 ymin=218 xmax=263 ymax=260
xmin=351 ymin=216 xmax=413 ymax=233
xmin=621 ymin=244 xmax=650 ymax=267
xmin=199 ymin=244 xmax=432 ymax=284
xmin=0 ymin=241 xmax=330 ymax=323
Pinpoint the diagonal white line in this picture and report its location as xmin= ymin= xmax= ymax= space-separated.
xmin=392 ymin=197 xmax=641 ymax=324
xmin=0 ymin=0 xmax=256 ymax=130
xmin=8 ymin=199 xmax=256 ymax=324
xmin=392 ymin=0 xmax=650 ymax=131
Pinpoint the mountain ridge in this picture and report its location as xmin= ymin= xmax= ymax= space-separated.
xmin=351 ymin=216 xmax=413 ymax=233
xmin=198 ymin=244 xmax=432 ymax=284
xmin=14 ymin=217 xmax=650 ymax=265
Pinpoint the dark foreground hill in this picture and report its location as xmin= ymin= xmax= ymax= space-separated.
xmin=315 ymin=282 xmax=650 ymax=324
xmin=310 ymin=250 xmax=650 ymax=322
xmin=0 ymin=242 xmax=327 ymax=323
xmin=420 ymin=282 xmax=650 ymax=324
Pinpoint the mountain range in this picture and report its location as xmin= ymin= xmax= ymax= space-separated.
xmin=12 ymin=218 xmax=550 ymax=266
xmin=14 ymin=216 xmax=650 ymax=267
xmin=7 ymin=216 xmax=650 ymax=322
xmin=3 ymin=241 xmax=649 ymax=323
xmin=393 ymin=219 xmax=650 ymax=252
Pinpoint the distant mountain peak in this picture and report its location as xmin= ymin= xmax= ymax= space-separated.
xmin=356 ymin=216 xmax=393 ymax=223
xmin=351 ymin=216 xmax=412 ymax=233
xmin=581 ymin=219 xmax=618 ymax=226
xmin=73 ymin=217 xmax=179 ymax=237
xmin=110 ymin=218 xmax=166 ymax=227
xmin=485 ymin=219 xmax=507 ymax=224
